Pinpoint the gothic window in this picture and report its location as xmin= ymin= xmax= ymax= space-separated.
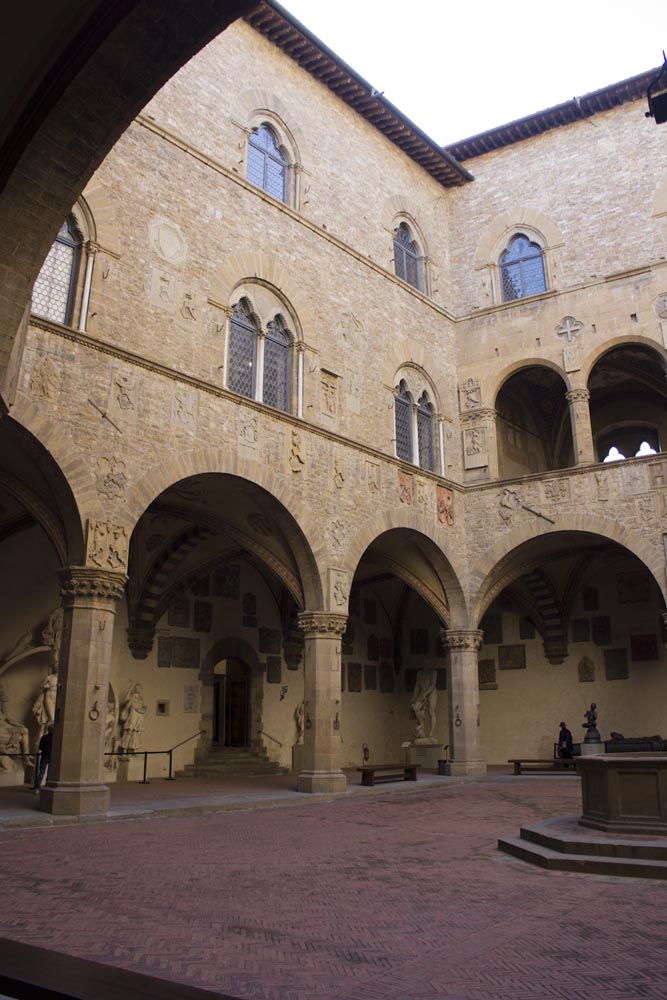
xmin=393 ymin=222 xmax=422 ymax=290
xmin=228 ymin=300 xmax=257 ymax=399
xmin=31 ymin=217 xmax=81 ymax=324
xmin=246 ymin=124 xmax=288 ymax=203
xmin=394 ymin=380 xmax=413 ymax=462
xmin=500 ymin=233 xmax=546 ymax=302
xmin=417 ymin=393 xmax=435 ymax=471
xmin=263 ymin=316 xmax=290 ymax=412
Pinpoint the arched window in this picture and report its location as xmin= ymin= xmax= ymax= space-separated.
xmin=500 ymin=233 xmax=546 ymax=302
xmin=32 ymin=216 xmax=82 ymax=324
xmin=228 ymin=300 xmax=257 ymax=399
xmin=394 ymin=380 xmax=413 ymax=462
xmin=263 ymin=316 xmax=290 ymax=411
xmin=417 ymin=393 xmax=435 ymax=471
xmin=393 ymin=222 xmax=421 ymax=290
xmin=246 ymin=124 xmax=288 ymax=203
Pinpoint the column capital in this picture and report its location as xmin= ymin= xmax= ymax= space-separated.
xmin=566 ymin=388 xmax=590 ymax=405
xmin=297 ymin=611 xmax=348 ymax=637
xmin=58 ymin=567 xmax=127 ymax=604
xmin=460 ymin=408 xmax=496 ymax=425
xmin=442 ymin=628 xmax=484 ymax=652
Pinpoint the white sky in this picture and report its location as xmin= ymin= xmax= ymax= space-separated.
xmin=279 ymin=0 xmax=666 ymax=145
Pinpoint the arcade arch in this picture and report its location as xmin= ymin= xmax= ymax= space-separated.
xmin=495 ymin=365 xmax=573 ymax=477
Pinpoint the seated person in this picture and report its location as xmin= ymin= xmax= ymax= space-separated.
xmin=557 ymin=721 xmax=573 ymax=759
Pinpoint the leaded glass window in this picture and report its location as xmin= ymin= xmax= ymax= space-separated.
xmin=228 ymin=300 xmax=257 ymax=399
xmin=393 ymin=223 xmax=421 ymax=290
xmin=417 ymin=393 xmax=435 ymax=471
xmin=500 ymin=234 xmax=546 ymax=302
xmin=32 ymin=217 xmax=81 ymax=324
xmin=395 ymin=380 xmax=413 ymax=461
xmin=263 ymin=316 xmax=290 ymax=412
xmin=247 ymin=124 xmax=288 ymax=203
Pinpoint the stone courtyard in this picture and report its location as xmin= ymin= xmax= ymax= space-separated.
xmin=2 ymin=772 xmax=667 ymax=999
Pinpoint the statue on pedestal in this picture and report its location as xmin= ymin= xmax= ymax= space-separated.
xmin=582 ymin=702 xmax=601 ymax=744
xmin=294 ymin=701 xmax=304 ymax=745
xmin=119 ymin=683 xmax=147 ymax=753
xmin=411 ymin=667 xmax=438 ymax=743
xmin=32 ymin=667 xmax=58 ymax=739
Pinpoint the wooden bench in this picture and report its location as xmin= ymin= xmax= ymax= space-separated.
xmin=508 ymin=758 xmax=577 ymax=775
xmin=357 ymin=763 xmax=420 ymax=786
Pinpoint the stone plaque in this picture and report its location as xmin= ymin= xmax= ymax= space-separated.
xmin=617 ymin=572 xmax=650 ymax=604
xmin=347 ymin=662 xmax=362 ymax=693
xmin=572 ymin=619 xmax=590 ymax=643
xmin=630 ymin=635 xmax=658 ymax=661
xmin=478 ymin=659 xmax=497 ymax=689
xmin=582 ymin=587 xmax=599 ymax=611
xmin=519 ymin=618 xmax=535 ymax=640
xmin=168 ymin=596 xmax=190 ymax=629
xmin=172 ymin=637 xmax=200 ymax=669
xmin=212 ymin=565 xmax=240 ymax=599
xmin=193 ymin=600 xmax=212 ymax=633
xmin=379 ymin=662 xmax=394 ymax=693
xmin=481 ymin=614 xmax=503 ymax=646
xmin=266 ymin=656 xmax=282 ymax=684
xmin=364 ymin=665 xmax=377 ymax=691
xmin=592 ymin=616 xmax=612 ymax=646
xmin=463 ymin=423 xmax=488 ymax=469
xmin=259 ymin=628 xmax=281 ymax=654
xmin=183 ymin=684 xmax=199 ymax=714
xmin=366 ymin=635 xmax=379 ymax=661
xmin=157 ymin=636 xmax=173 ymax=668
xmin=410 ymin=629 xmax=428 ymax=655
xmin=604 ymin=648 xmax=629 ymax=681
xmin=363 ymin=600 xmax=376 ymax=625
xmin=498 ymin=645 xmax=526 ymax=670
xmin=578 ymin=656 xmax=595 ymax=683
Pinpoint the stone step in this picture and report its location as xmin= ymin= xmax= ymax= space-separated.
xmin=519 ymin=819 xmax=667 ymax=861
xmin=498 ymin=834 xmax=667 ymax=879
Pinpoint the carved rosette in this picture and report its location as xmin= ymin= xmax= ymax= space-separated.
xmin=58 ymin=567 xmax=127 ymax=605
xmin=441 ymin=629 xmax=483 ymax=652
xmin=297 ymin=612 xmax=348 ymax=638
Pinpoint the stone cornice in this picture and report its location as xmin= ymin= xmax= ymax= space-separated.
xmin=297 ymin=612 xmax=348 ymax=637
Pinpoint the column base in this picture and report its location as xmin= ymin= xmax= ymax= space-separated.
xmin=39 ymin=781 xmax=110 ymax=817
xmin=445 ymin=760 xmax=487 ymax=777
xmin=297 ymin=769 xmax=347 ymax=794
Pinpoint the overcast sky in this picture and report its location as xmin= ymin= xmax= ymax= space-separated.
xmin=279 ymin=0 xmax=666 ymax=145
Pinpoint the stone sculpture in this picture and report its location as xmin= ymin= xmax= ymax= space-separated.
xmin=295 ymin=701 xmax=305 ymax=745
xmin=0 ymin=683 xmax=30 ymax=770
xmin=411 ymin=667 xmax=438 ymax=742
xmin=119 ymin=683 xmax=147 ymax=752
xmin=32 ymin=668 xmax=58 ymax=739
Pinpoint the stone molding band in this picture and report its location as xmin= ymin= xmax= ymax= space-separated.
xmin=58 ymin=567 xmax=128 ymax=603
xmin=297 ymin=611 xmax=348 ymax=636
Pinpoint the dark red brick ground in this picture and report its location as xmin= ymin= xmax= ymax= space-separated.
xmin=1 ymin=774 xmax=666 ymax=999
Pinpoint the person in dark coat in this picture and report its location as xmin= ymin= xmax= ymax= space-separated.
xmin=557 ymin=721 xmax=573 ymax=759
xmin=34 ymin=724 xmax=53 ymax=792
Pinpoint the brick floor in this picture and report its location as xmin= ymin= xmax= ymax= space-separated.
xmin=1 ymin=774 xmax=666 ymax=999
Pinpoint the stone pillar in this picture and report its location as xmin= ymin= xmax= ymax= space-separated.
xmin=296 ymin=611 xmax=347 ymax=794
xmin=442 ymin=629 xmax=486 ymax=777
xmin=40 ymin=567 xmax=127 ymax=817
xmin=566 ymin=388 xmax=595 ymax=466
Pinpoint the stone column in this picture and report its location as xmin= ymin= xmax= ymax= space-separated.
xmin=442 ymin=629 xmax=486 ymax=777
xmin=566 ymin=388 xmax=595 ymax=466
xmin=40 ymin=567 xmax=127 ymax=817
xmin=296 ymin=611 xmax=347 ymax=794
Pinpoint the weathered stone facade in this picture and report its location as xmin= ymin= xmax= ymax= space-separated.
xmin=1 ymin=7 xmax=666 ymax=814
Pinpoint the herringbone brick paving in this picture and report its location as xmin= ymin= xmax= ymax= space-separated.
xmin=1 ymin=776 xmax=666 ymax=999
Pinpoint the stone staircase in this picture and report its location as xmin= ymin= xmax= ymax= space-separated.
xmin=498 ymin=814 xmax=667 ymax=879
xmin=178 ymin=745 xmax=289 ymax=779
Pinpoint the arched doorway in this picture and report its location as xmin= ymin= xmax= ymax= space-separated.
xmin=213 ymin=658 xmax=251 ymax=748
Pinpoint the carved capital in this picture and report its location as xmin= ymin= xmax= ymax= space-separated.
xmin=565 ymin=388 xmax=590 ymax=405
xmin=58 ymin=567 xmax=127 ymax=604
xmin=460 ymin=408 xmax=496 ymax=426
xmin=297 ymin=611 xmax=348 ymax=637
xmin=442 ymin=629 xmax=483 ymax=652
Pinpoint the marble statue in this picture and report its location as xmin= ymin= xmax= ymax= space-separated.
xmin=0 ymin=683 xmax=30 ymax=769
xmin=295 ymin=701 xmax=305 ymax=745
xmin=119 ymin=682 xmax=147 ymax=752
xmin=411 ymin=667 xmax=438 ymax=741
xmin=32 ymin=668 xmax=58 ymax=738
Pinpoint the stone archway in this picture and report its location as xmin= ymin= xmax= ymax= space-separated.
xmin=201 ymin=638 xmax=264 ymax=756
